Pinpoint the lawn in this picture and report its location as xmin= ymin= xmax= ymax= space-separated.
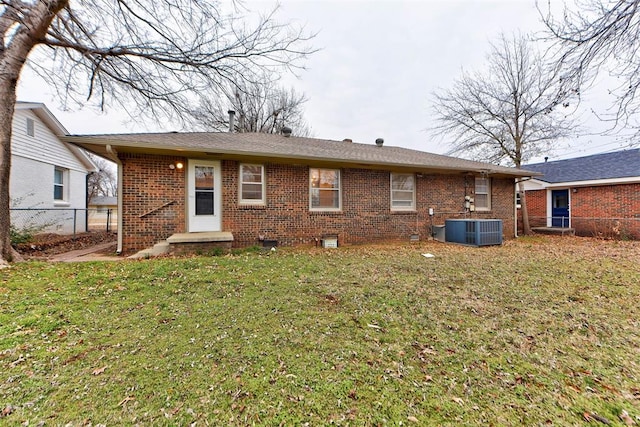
xmin=1 ymin=236 xmax=639 ymax=426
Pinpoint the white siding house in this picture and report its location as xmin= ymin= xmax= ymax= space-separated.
xmin=10 ymin=102 xmax=96 ymax=234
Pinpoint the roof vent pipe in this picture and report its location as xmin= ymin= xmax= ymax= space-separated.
xmin=228 ymin=110 xmax=235 ymax=132
xmin=375 ymin=138 xmax=384 ymax=147
xmin=282 ymin=126 xmax=292 ymax=137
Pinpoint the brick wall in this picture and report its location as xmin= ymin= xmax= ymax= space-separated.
xmin=120 ymin=153 xmax=186 ymax=251
xmin=518 ymin=189 xmax=547 ymax=229
xmin=572 ymin=183 xmax=640 ymax=238
xmin=571 ymin=183 xmax=640 ymax=218
xmin=224 ymin=161 xmax=516 ymax=246
xmin=119 ymin=154 xmax=517 ymax=252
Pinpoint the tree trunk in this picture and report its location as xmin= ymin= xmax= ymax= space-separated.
xmin=0 ymin=0 xmax=69 ymax=265
xmin=0 ymin=78 xmax=18 ymax=264
xmin=518 ymin=179 xmax=532 ymax=235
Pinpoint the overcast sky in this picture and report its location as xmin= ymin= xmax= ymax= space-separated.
xmin=17 ymin=0 xmax=627 ymax=164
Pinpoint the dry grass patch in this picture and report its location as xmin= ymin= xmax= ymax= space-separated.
xmin=1 ymin=236 xmax=639 ymax=425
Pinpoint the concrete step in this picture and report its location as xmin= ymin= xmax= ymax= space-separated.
xmin=127 ymin=240 xmax=171 ymax=259
xmin=166 ymin=231 xmax=234 ymax=243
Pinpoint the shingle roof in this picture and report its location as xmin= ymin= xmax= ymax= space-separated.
xmin=524 ymin=149 xmax=640 ymax=183
xmin=63 ymin=131 xmax=534 ymax=178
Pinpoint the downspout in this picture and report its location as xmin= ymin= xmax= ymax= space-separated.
xmin=85 ymin=172 xmax=91 ymax=233
xmin=106 ymin=145 xmax=123 ymax=254
xmin=514 ymin=178 xmax=518 ymax=238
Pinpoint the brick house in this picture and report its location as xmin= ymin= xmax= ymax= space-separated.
xmin=64 ymin=131 xmax=534 ymax=254
xmin=521 ymin=149 xmax=640 ymax=239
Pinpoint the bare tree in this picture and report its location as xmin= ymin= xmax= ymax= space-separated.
xmin=431 ymin=33 xmax=578 ymax=235
xmin=0 ymin=0 xmax=314 ymax=265
xmin=191 ymin=81 xmax=312 ymax=136
xmin=540 ymin=0 xmax=640 ymax=134
xmin=87 ymin=155 xmax=117 ymax=203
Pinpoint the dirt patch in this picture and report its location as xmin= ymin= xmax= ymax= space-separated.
xmin=14 ymin=231 xmax=117 ymax=260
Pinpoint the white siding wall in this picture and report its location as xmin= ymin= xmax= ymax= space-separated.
xmin=10 ymin=108 xmax=90 ymax=234
xmin=11 ymin=108 xmax=86 ymax=171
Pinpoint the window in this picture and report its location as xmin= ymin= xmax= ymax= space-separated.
xmin=310 ymin=168 xmax=341 ymax=210
xmin=239 ymin=164 xmax=265 ymax=205
xmin=194 ymin=166 xmax=215 ymax=215
xmin=26 ymin=118 xmax=35 ymax=137
xmin=390 ymin=173 xmax=415 ymax=210
xmin=475 ymin=177 xmax=491 ymax=210
xmin=54 ymin=167 xmax=65 ymax=201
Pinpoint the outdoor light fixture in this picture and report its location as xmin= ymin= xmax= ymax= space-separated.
xmin=170 ymin=162 xmax=184 ymax=170
xmin=175 ymin=162 xmax=184 ymax=170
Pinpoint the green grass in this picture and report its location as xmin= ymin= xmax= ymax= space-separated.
xmin=1 ymin=236 xmax=639 ymax=425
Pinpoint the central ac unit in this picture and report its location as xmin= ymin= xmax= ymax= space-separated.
xmin=444 ymin=219 xmax=503 ymax=246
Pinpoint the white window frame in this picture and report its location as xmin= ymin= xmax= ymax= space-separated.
xmin=54 ymin=167 xmax=66 ymax=201
xmin=475 ymin=177 xmax=491 ymax=211
xmin=239 ymin=163 xmax=266 ymax=206
xmin=309 ymin=168 xmax=341 ymax=211
xmin=26 ymin=118 xmax=35 ymax=137
xmin=390 ymin=173 xmax=416 ymax=211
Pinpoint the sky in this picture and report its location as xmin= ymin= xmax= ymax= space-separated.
xmin=16 ymin=0 xmax=628 ymax=164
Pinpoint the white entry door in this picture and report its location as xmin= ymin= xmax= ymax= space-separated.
xmin=187 ymin=160 xmax=221 ymax=232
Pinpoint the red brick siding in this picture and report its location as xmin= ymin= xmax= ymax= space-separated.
xmin=518 ymin=189 xmax=547 ymax=229
xmin=571 ymin=183 xmax=640 ymax=218
xmin=224 ymin=161 xmax=516 ymax=246
xmin=571 ymin=183 xmax=640 ymax=238
xmin=120 ymin=154 xmax=517 ymax=252
xmin=120 ymin=153 xmax=187 ymax=251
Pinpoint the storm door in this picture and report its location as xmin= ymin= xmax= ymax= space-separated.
xmin=551 ymin=189 xmax=570 ymax=227
xmin=187 ymin=160 xmax=221 ymax=232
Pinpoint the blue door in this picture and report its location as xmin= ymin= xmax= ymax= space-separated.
xmin=551 ymin=189 xmax=569 ymax=227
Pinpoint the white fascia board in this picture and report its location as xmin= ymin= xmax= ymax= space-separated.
xmin=522 ymin=179 xmax=548 ymax=190
xmin=535 ymin=176 xmax=640 ymax=188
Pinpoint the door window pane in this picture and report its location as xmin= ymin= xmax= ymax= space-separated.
xmin=195 ymin=166 xmax=214 ymax=215
xmin=195 ymin=191 xmax=214 ymax=215
xmin=195 ymin=166 xmax=214 ymax=190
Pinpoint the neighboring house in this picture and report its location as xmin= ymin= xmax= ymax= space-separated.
xmin=10 ymin=102 xmax=96 ymax=234
xmin=521 ymin=149 xmax=640 ymax=239
xmin=88 ymin=196 xmax=118 ymax=232
xmin=63 ymin=131 xmax=535 ymax=254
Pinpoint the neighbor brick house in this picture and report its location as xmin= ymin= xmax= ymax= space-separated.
xmin=521 ymin=149 xmax=640 ymax=239
xmin=64 ymin=131 xmax=534 ymax=254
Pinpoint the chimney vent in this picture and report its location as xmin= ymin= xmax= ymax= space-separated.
xmin=282 ymin=126 xmax=292 ymax=137
xmin=544 ymin=156 xmax=549 ymax=162
xmin=375 ymin=138 xmax=384 ymax=147
xmin=228 ymin=110 xmax=236 ymax=133
xmin=343 ymin=138 xmax=353 ymax=143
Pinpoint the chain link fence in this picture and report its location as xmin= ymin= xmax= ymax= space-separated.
xmin=10 ymin=208 xmax=116 ymax=238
